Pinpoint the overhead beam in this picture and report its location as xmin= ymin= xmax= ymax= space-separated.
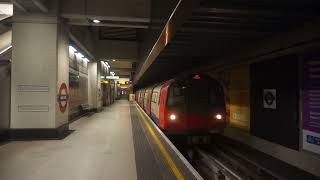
xmin=31 ymin=0 xmax=49 ymax=13
xmin=68 ymin=31 xmax=95 ymax=59
xmin=135 ymin=0 xmax=202 ymax=83
xmin=182 ymin=20 xmax=320 ymax=77
xmin=103 ymin=58 xmax=138 ymax=62
xmin=180 ymin=27 xmax=272 ymax=35
xmin=68 ymin=19 xmax=148 ymax=29
xmin=63 ymin=14 xmax=150 ymax=23
xmin=194 ymin=7 xmax=314 ymax=19
xmin=69 ymin=26 xmax=138 ymax=60
xmin=10 ymin=0 xmax=27 ymax=12
xmin=110 ymin=68 xmax=135 ymax=72
xmin=60 ymin=0 xmax=150 ymax=26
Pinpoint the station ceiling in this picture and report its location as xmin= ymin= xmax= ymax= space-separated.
xmin=135 ymin=0 xmax=320 ymax=87
xmin=2 ymin=0 xmax=150 ymax=80
xmin=3 ymin=0 xmax=320 ymax=84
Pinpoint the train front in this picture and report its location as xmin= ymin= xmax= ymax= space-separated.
xmin=164 ymin=74 xmax=228 ymax=135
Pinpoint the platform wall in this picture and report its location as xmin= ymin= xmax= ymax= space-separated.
xmin=68 ymin=44 xmax=89 ymax=119
xmin=0 ymin=50 xmax=11 ymax=138
xmin=210 ymin=64 xmax=251 ymax=132
xmin=216 ymin=56 xmax=320 ymax=177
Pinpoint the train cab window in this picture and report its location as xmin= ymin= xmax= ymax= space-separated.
xmin=167 ymin=84 xmax=186 ymax=106
xmin=209 ymin=85 xmax=224 ymax=107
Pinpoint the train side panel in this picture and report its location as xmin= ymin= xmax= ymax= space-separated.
xmin=150 ymin=84 xmax=163 ymax=125
xmin=139 ymin=89 xmax=145 ymax=108
xmin=143 ymin=89 xmax=147 ymax=110
xmin=144 ymin=87 xmax=153 ymax=115
xmin=159 ymin=81 xmax=172 ymax=130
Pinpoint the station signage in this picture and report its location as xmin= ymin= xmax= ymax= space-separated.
xmin=57 ymin=83 xmax=69 ymax=113
xmin=302 ymin=56 xmax=320 ymax=155
xmin=263 ymin=89 xmax=276 ymax=109
xmin=106 ymin=76 xmax=119 ymax=80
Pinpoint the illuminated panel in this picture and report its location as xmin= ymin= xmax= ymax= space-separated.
xmin=228 ymin=65 xmax=250 ymax=131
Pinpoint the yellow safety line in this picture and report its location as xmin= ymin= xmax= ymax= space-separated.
xmin=135 ymin=105 xmax=185 ymax=180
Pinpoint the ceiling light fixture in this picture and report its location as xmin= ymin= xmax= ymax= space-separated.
xmin=112 ymin=59 xmax=116 ymax=62
xmin=104 ymin=61 xmax=111 ymax=68
xmin=83 ymin=58 xmax=90 ymax=63
xmin=0 ymin=45 xmax=12 ymax=55
xmin=0 ymin=4 xmax=13 ymax=16
xmin=76 ymin=52 xmax=84 ymax=58
xmin=69 ymin=45 xmax=77 ymax=52
xmin=92 ymin=19 xmax=100 ymax=24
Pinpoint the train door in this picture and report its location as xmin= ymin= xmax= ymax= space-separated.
xmin=151 ymin=85 xmax=162 ymax=121
xmin=139 ymin=90 xmax=145 ymax=107
xmin=143 ymin=90 xmax=148 ymax=110
xmin=145 ymin=88 xmax=154 ymax=115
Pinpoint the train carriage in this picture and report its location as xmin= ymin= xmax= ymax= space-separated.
xmin=136 ymin=74 xmax=227 ymax=134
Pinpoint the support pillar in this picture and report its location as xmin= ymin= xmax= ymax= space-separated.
xmin=88 ymin=62 xmax=104 ymax=112
xmin=10 ymin=14 xmax=69 ymax=140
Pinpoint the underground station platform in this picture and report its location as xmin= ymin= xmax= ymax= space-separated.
xmin=0 ymin=100 xmax=201 ymax=180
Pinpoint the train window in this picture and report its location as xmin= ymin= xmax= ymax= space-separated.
xmin=152 ymin=92 xmax=158 ymax=103
xmin=167 ymin=84 xmax=186 ymax=106
xmin=209 ymin=85 xmax=224 ymax=106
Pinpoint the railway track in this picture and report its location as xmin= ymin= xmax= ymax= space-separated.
xmin=191 ymin=145 xmax=282 ymax=180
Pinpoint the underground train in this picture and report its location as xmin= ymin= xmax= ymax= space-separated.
xmin=136 ymin=74 xmax=228 ymax=134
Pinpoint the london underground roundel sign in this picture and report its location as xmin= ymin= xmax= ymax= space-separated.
xmin=58 ymin=83 xmax=69 ymax=113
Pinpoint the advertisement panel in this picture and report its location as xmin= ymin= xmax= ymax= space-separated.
xmin=212 ymin=65 xmax=251 ymax=132
xmin=302 ymin=57 xmax=320 ymax=154
xmin=229 ymin=65 xmax=251 ymax=131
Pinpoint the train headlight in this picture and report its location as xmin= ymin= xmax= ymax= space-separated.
xmin=215 ymin=114 xmax=222 ymax=120
xmin=169 ymin=114 xmax=177 ymax=121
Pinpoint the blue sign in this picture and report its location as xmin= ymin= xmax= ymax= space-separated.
xmin=307 ymin=135 xmax=320 ymax=146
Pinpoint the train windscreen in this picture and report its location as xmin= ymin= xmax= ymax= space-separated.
xmin=187 ymin=77 xmax=210 ymax=113
xmin=167 ymin=82 xmax=187 ymax=113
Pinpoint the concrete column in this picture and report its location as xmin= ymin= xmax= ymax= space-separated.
xmin=10 ymin=14 xmax=69 ymax=140
xmin=88 ymin=62 xmax=103 ymax=112
xmin=88 ymin=62 xmax=98 ymax=110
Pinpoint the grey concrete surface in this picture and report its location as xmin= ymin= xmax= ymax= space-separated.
xmin=0 ymin=100 xmax=137 ymax=180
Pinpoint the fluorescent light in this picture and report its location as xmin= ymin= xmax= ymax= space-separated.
xmin=0 ymin=4 xmax=13 ymax=15
xmin=83 ymin=58 xmax=90 ymax=62
xmin=69 ymin=45 xmax=77 ymax=52
xmin=106 ymin=76 xmax=119 ymax=80
xmin=76 ymin=52 xmax=84 ymax=58
xmin=0 ymin=45 xmax=12 ymax=55
xmin=104 ymin=61 xmax=111 ymax=68
xmin=93 ymin=19 xmax=100 ymax=23
xmin=112 ymin=59 xmax=116 ymax=62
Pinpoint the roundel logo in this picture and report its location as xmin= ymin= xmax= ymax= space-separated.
xmin=264 ymin=91 xmax=275 ymax=105
xmin=58 ymin=83 xmax=69 ymax=113
xmin=263 ymin=89 xmax=276 ymax=109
